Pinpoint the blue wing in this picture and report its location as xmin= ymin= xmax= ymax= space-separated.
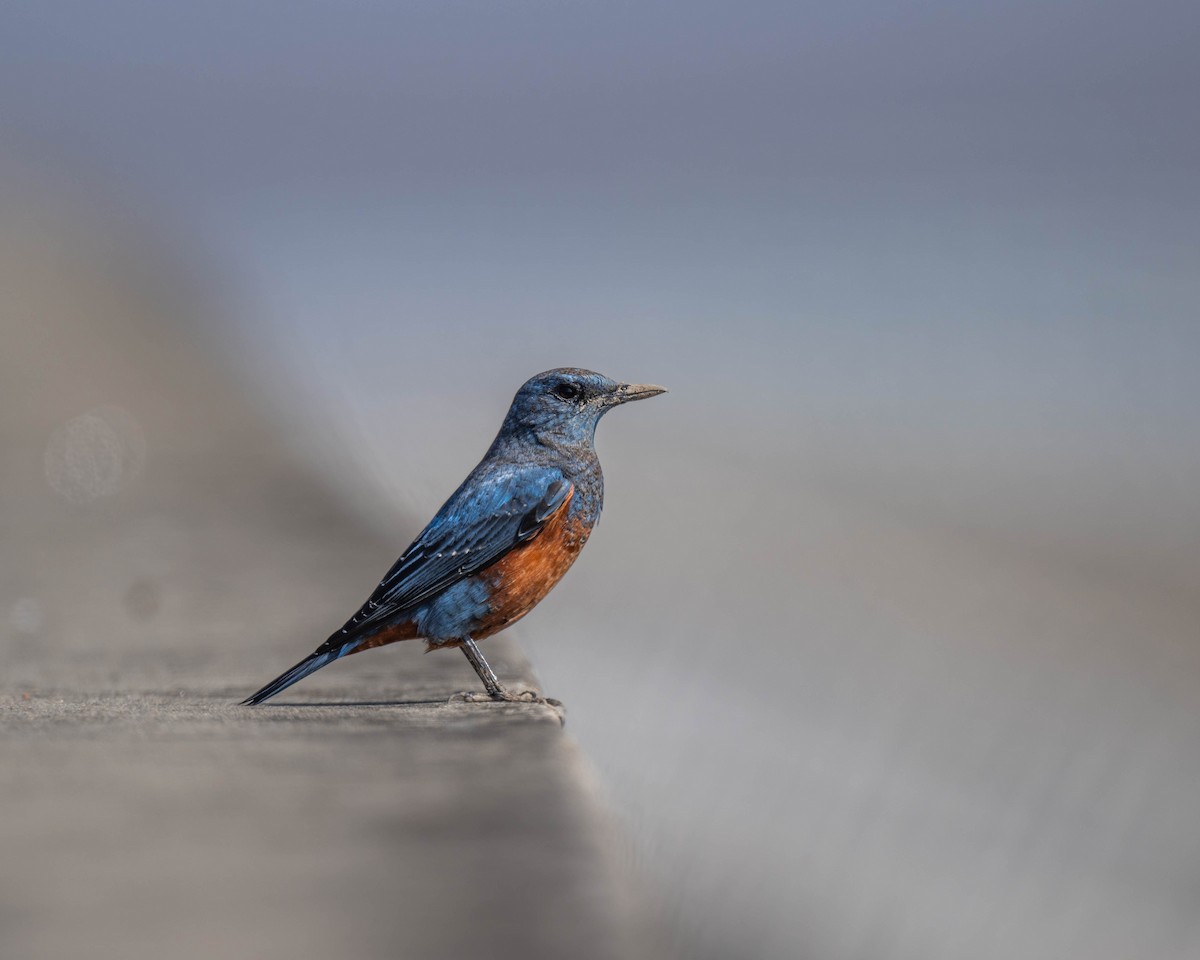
xmin=242 ymin=464 xmax=572 ymax=704
xmin=331 ymin=464 xmax=572 ymax=643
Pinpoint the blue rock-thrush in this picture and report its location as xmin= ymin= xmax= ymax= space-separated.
xmin=243 ymin=368 xmax=665 ymax=704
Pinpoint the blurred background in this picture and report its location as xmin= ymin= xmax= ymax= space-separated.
xmin=3 ymin=1 xmax=1199 ymax=958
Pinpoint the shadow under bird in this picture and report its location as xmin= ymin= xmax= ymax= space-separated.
xmin=243 ymin=368 xmax=666 ymax=705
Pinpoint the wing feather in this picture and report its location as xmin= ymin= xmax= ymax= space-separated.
xmin=327 ymin=467 xmax=572 ymax=645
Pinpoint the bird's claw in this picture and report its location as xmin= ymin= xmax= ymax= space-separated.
xmin=496 ymin=688 xmax=540 ymax=702
xmin=448 ymin=690 xmax=490 ymax=703
xmin=447 ymin=688 xmax=562 ymax=706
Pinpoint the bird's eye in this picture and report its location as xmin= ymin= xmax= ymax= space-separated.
xmin=552 ymin=382 xmax=583 ymax=401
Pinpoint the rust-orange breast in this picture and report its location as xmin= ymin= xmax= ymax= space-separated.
xmin=473 ymin=492 xmax=590 ymax=639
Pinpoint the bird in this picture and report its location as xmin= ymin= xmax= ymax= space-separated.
xmin=242 ymin=368 xmax=666 ymax=705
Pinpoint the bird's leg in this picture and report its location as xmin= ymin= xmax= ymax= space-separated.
xmin=456 ymin=636 xmax=545 ymax=703
xmin=459 ymin=636 xmax=505 ymax=698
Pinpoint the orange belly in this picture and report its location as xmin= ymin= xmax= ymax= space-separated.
xmin=472 ymin=499 xmax=590 ymax=639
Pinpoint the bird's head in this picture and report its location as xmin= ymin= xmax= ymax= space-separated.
xmin=499 ymin=368 xmax=666 ymax=448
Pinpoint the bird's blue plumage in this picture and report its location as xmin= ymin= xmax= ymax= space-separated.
xmin=242 ymin=368 xmax=665 ymax=705
xmin=376 ymin=468 xmax=569 ymax=606
xmin=339 ymin=465 xmax=571 ymax=639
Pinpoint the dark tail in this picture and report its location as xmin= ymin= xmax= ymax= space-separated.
xmin=241 ymin=638 xmax=360 ymax=705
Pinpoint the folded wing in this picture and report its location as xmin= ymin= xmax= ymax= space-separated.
xmin=327 ymin=466 xmax=573 ymax=647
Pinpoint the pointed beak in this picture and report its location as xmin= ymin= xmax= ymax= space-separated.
xmin=610 ymin=382 xmax=668 ymax=405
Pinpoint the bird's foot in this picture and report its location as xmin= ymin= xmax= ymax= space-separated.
xmin=448 ymin=688 xmax=562 ymax=707
xmin=493 ymin=687 xmax=541 ymax=703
